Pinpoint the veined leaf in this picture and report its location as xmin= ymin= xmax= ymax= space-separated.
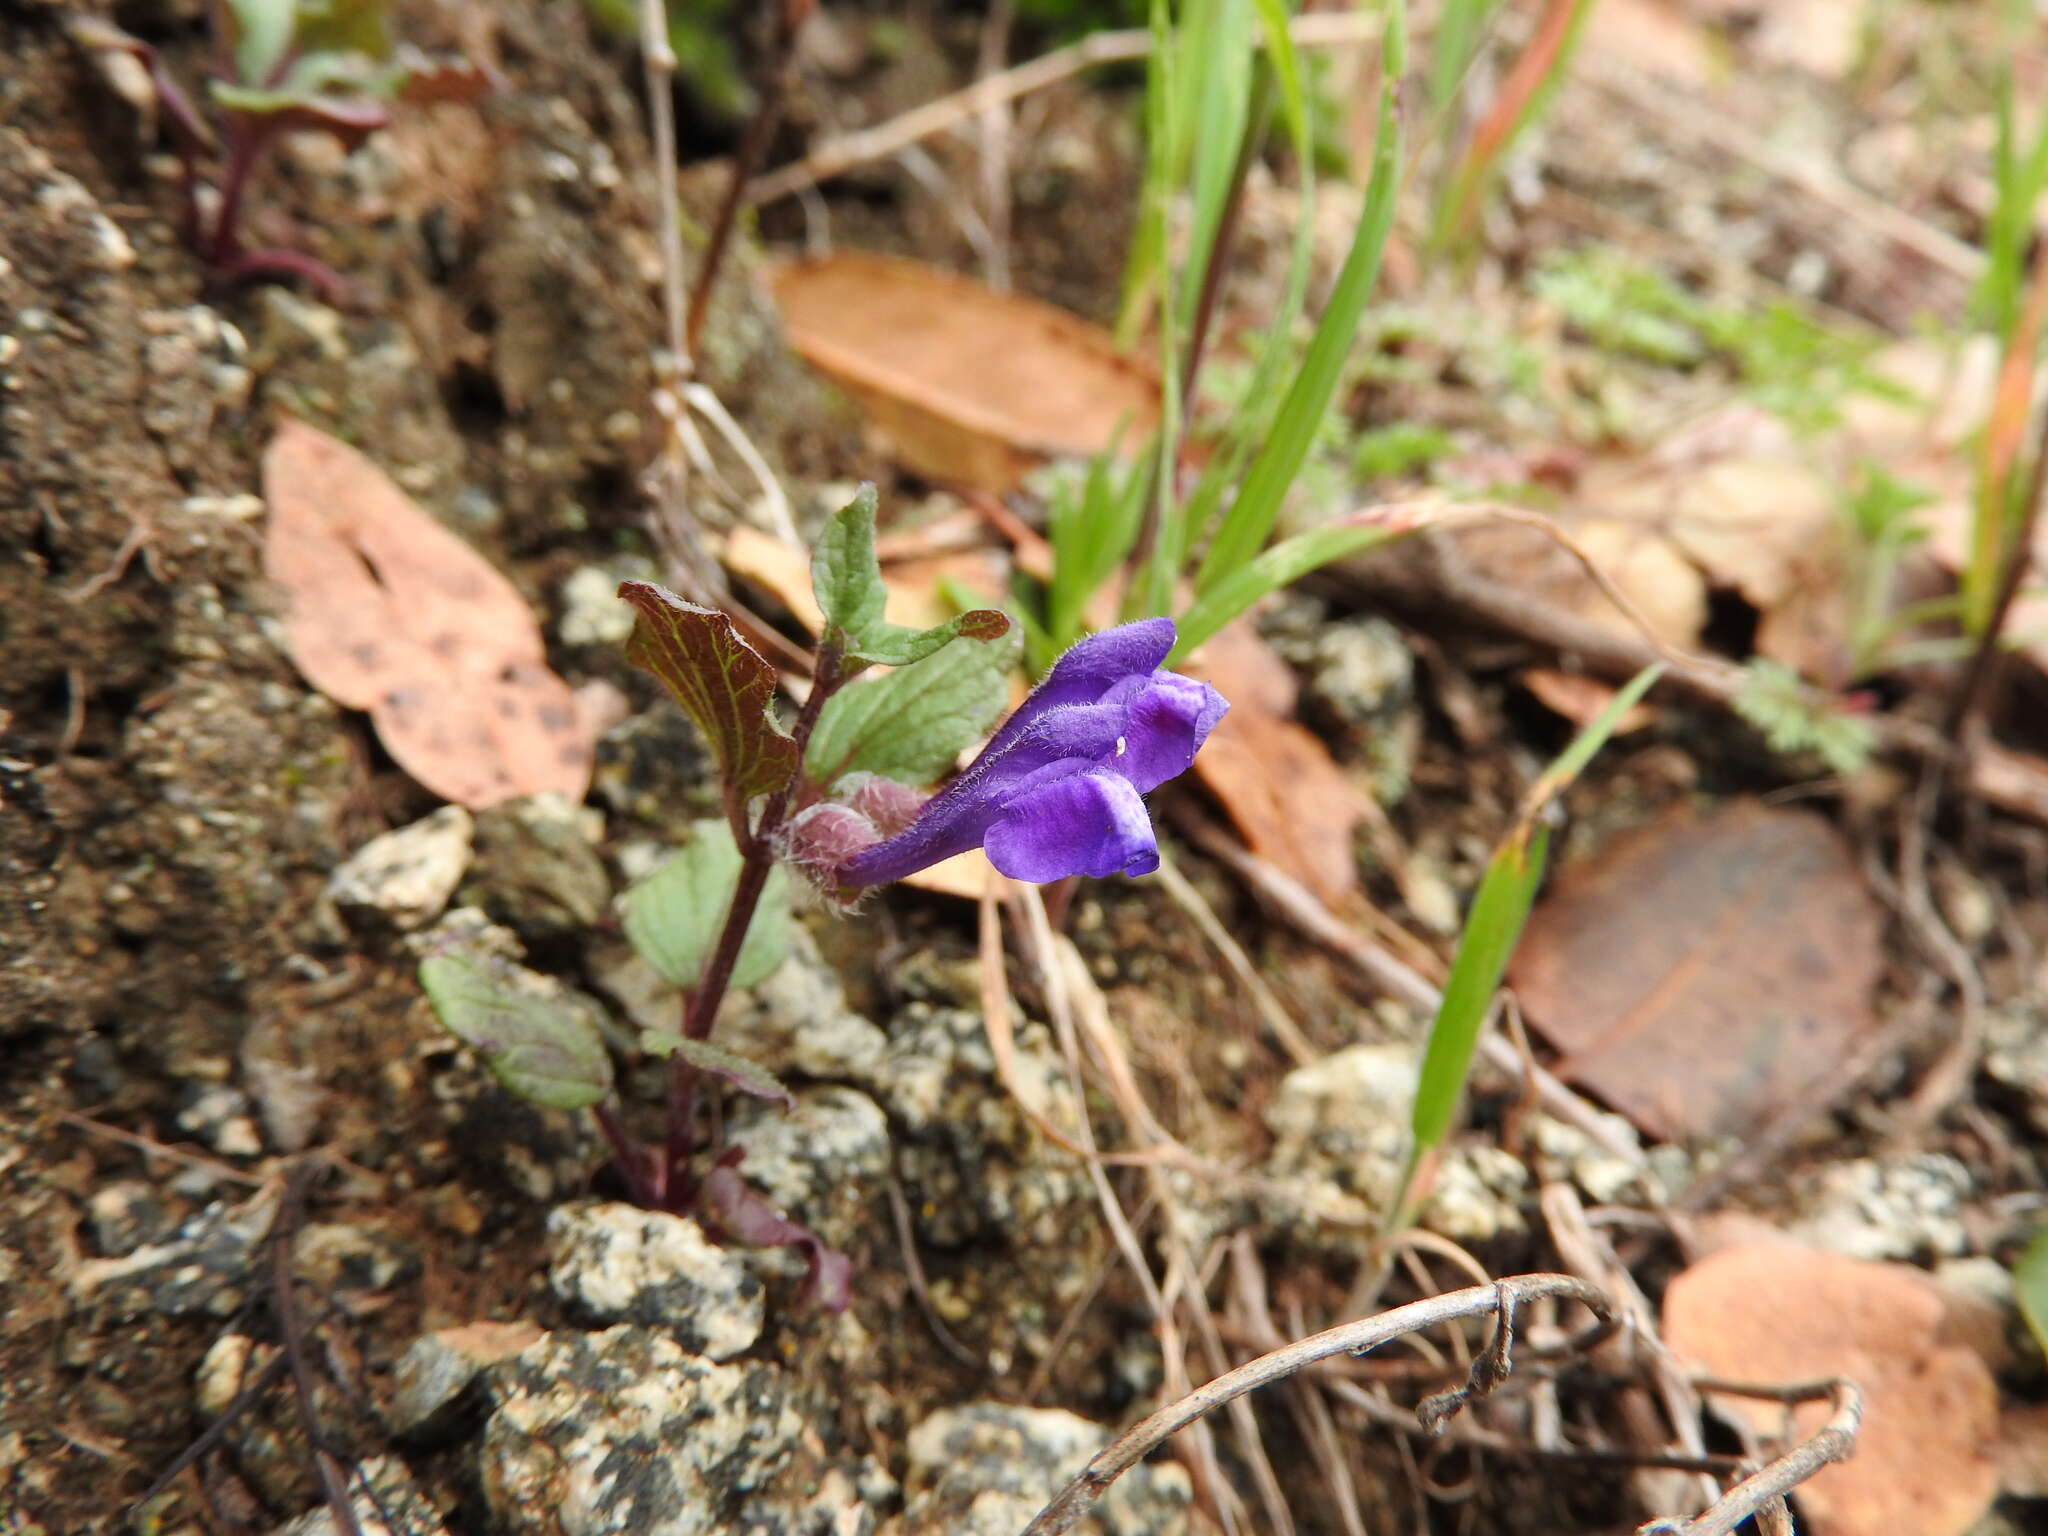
xmin=618 ymin=581 xmax=798 ymax=800
xmin=621 ymin=820 xmax=789 ymax=992
xmin=419 ymin=952 xmax=614 ymax=1111
xmin=809 ymin=483 xmax=1010 ymax=668
xmin=641 ymin=1035 xmax=794 ymax=1110
xmin=224 ymin=0 xmax=298 ymax=85
xmin=811 ymin=484 xmax=889 ymax=640
xmin=807 ymin=625 xmax=1022 ymax=790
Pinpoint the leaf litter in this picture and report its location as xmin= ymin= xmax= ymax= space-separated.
xmin=261 ymin=416 xmax=591 ymax=809
xmin=1662 ymin=1242 xmax=1999 ymax=1536
xmin=1509 ymin=799 xmax=1885 ymax=1141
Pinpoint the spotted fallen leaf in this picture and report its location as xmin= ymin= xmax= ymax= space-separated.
xmin=262 ymin=417 xmax=591 ymax=809
xmin=1509 ymin=800 xmax=1883 ymax=1141
xmin=770 ymin=253 xmax=1160 ymax=492
xmin=1663 ymin=1243 xmax=1998 ymax=1536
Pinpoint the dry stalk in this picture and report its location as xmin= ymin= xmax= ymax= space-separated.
xmin=1170 ymin=804 xmax=1647 ymax=1170
xmin=1019 ymin=1275 xmax=1618 ymax=1536
xmin=746 ymin=12 xmax=1390 ymax=207
xmin=1640 ymin=1378 xmax=1864 ymax=1536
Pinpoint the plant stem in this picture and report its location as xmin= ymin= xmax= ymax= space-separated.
xmin=208 ymin=119 xmax=271 ymax=266
xmin=592 ymin=1101 xmax=660 ymax=1207
xmin=1941 ymin=388 xmax=2048 ymax=750
xmin=663 ymin=640 xmax=844 ymax=1192
xmin=685 ymin=0 xmax=806 ymax=360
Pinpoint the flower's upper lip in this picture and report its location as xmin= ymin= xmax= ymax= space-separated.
xmin=836 ymin=617 xmax=1225 ymax=889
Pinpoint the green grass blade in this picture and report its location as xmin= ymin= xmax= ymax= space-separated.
xmin=1170 ymin=518 xmax=1402 ymax=662
xmin=1409 ymin=823 xmax=1548 ymax=1154
xmin=1526 ymin=662 xmax=1665 ymax=808
xmin=1195 ymin=0 xmax=1404 ymax=594
xmin=1178 ymin=0 xmax=1255 ymax=340
xmin=2017 ymin=1225 xmax=2048 ymax=1357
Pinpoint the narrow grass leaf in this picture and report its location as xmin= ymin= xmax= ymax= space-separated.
xmin=2015 ymin=1225 xmax=2048 ymax=1357
xmin=1195 ymin=0 xmax=1404 ymax=593
xmin=1525 ymin=662 xmax=1665 ymax=810
xmin=1410 ymin=824 xmax=1548 ymax=1153
xmin=1171 ymin=519 xmax=1402 ymax=662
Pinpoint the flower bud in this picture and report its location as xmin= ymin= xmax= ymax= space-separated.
xmin=778 ymin=802 xmax=881 ymax=892
xmin=835 ymin=773 xmax=929 ymax=838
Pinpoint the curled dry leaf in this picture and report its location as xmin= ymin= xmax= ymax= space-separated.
xmin=1662 ymin=1243 xmax=1998 ymax=1536
xmin=261 ymin=417 xmax=591 ymax=809
xmin=1509 ymin=800 xmax=1883 ymax=1141
xmin=770 ymin=253 xmax=1160 ymax=492
xmin=1452 ymin=406 xmax=1837 ymax=659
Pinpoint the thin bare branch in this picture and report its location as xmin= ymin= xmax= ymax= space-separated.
xmin=746 ymin=13 xmax=1388 ymax=207
xmin=1021 ymin=1275 xmax=1618 ymax=1536
xmin=1640 ymin=1379 xmax=1863 ymax=1536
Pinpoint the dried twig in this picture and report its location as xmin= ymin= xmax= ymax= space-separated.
xmin=686 ymin=0 xmax=808 ymax=358
xmin=1171 ymin=805 xmax=1647 ymax=1169
xmin=1020 ymin=1275 xmax=1618 ymax=1536
xmin=1641 ymin=1378 xmax=1864 ymax=1536
xmin=271 ymin=1158 xmax=362 ymax=1536
xmin=1154 ymin=850 xmax=1318 ymax=1068
xmin=746 ymin=12 xmax=1388 ymax=207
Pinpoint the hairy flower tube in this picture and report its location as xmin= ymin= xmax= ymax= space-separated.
xmin=836 ymin=618 xmax=1226 ymax=887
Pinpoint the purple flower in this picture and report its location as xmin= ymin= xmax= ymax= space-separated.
xmin=838 ymin=618 xmax=1227 ymax=887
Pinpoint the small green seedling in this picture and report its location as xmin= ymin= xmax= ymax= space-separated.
xmin=73 ymin=0 xmax=492 ymax=297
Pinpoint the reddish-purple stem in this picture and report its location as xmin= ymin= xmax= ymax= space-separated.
xmin=659 ymin=641 xmax=844 ymax=1197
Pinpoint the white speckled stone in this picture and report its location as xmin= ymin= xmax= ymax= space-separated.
xmin=328 ymin=806 xmax=474 ymax=931
xmin=546 ymin=1203 xmax=763 ymax=1361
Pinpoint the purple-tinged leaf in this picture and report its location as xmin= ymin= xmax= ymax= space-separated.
xmin=618 ymin=581 xmax=798 ymax=801
xmin=702 ymin=1161 xmax=853 ymax=1311
xmin=641 ymin=1035 xmax=794 ymax=1111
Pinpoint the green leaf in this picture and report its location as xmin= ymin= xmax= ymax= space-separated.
xmin=225 ymin=0 xmax=299 ymax=84
xmin=1195 ymin=0 xmax=1404 ymax=593
xmin=618 ymin=581 xmax=798 ymax=800
xmin=2015 ymin=1226 xmax=2048 ymax=1358
xmin=1529 ymin=663 xmax=1666 ymax=807
xmin=1409 ymin=823 xmax=1548 ymax=1155
xmin=292 ymin=0 xmax=395 ymax=61
xmin=807 ymin=624 xmax=1022 ymax=790
xmin=811 ymin=484 xmax=889 ymax=640
xmin=622 ymin=820 xmax=790 ymax=991
xmin=640 ymin=1034 xmax=794 ymax=1110
xmin=842 ymin=609 xmax=1013 ymax=669
xmin=419 ymin=952 xmax=614 ymax=1111
xmin=809 ymin=484 xmax=1010 ymax=666
xmin=1172 ymin=518 xmax=1401 ymax=663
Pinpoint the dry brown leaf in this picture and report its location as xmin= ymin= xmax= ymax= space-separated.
xmin=262 ymin=417 xmax=590 ymax=809
xmin=1454 ymin=407 xmax=1841 ymax=662
xmin=769 ymin=253 xmax=1160 ymax=492
xmin=1520 ymin=668 xmax=1657 ymax=733
xmin=1509 ymin=800 xmax=1884 ymax=1141
xmin=1662 ymin=1244 xmax=1999 ymax=1536
xmin=1183 ymin=622 xmax=1374 ymax=909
